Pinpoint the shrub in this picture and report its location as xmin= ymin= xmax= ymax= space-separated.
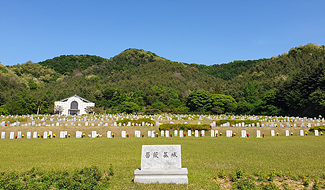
xmin=309 ymin=125 xmax=325 ymax=132
xmin=235 ymin=178 xmax=257 ymax=190
xmin=159 ymin=124 xmax=211 ymax=131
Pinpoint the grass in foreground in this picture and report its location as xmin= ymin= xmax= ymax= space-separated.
xmin=0 ymin=136 xmax=324 ymax=189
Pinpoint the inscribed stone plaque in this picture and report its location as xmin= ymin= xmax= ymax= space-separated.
xmin=140 ymin=145 xmax=181 ymax=170
xmin=256 ymin=130 xmax=261 ymax=138
xmin=174 ymin=130 xmax=178 ymax=137
xmin=44 ymin=131 xmax=48 ymax=139
xmin=195 ymin=130 xmax=198 ymax=137
xmin=188 ymin=130 xmax=191 ymax=136
xmin=315 ymin=130 xmax=319 ymax=136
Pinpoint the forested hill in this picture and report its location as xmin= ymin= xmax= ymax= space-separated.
xmin=0 ymin=44 xmax=324 ymax=117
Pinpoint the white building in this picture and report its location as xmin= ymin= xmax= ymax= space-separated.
xmin=54 ymin=95 xmax=95 ymax=115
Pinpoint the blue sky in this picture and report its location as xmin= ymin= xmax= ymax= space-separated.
xmin=1 ymin=0 xmax=324 ymax=66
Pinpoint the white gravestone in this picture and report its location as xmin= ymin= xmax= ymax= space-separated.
xmin=201 ymin=130 xmax=205 ymax=136
xmin=215 ymin=130 xmax=218 ymax=137
xmin=151 ymin=131 xmax=155 ymax=138
xmin=122 ymin=131 xmax=126 ymax=138
xmin=188 ymin=130 xmax=191 ymax=137
xmin=174 ymin=130 xmax=178 ymax=137
xmin=10 ymin=132 xmax=14 ymax=139
xmin=92 ymin=131 xmax=97 ymax=138
xmin=49 ymin=131 xmax=52 ymax=138
xmin=33 ymin=132 xmax=38 ymax=138
xmin=300 ymin=130 xmax=304 ymax=136
xmin=195 ymin=130 xmax=199 ymax=137
xmin=1 ymin=132 xmax=5 ymax=139
xmin=148 ymin=131 xmax=151 ymax=137
xmin=27 ymin=132 xmax=31 ymax=139
xmin=210 ymin=130 xmax=214 ymax=137
xmin=315 ymin=130 xmax=319 ymax=136
xmin=161 ymin=130 xmax=164 ymax=137
xmin=18 ymin=131 xmax=22 ymax=138
xmin=76 ymin=131 xmax=82 ymax=138
xmin=256 ymin=130 xmax=261 ymax=138
xmin=241 ymin=130 xmax=247 ymax=138
xmin=134 ymin=145 xmax=188 ymax=184
xmin=179 ymin=130 xmax=183 ymax=137
xmin=44 ymin=131 xmax=48 ymax=139
xmin=226 ymin=130 xmax=232 ymax=137
xmin=135 ymin=131 xmax=141 ymax=138
xmin=107 ymin=131 xmax=112 ymax=138
xmin=286 ymin=130 xmax=289 ymax=137
xmin=271 ymin=130 xmax=275 ymax=137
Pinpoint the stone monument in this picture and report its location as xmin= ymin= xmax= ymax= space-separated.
xmin=134 ymin=145 xmax=188 ymax=184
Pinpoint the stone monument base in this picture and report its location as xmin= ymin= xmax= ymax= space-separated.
xmin=134 ymin=168 xmax=188 ymax=184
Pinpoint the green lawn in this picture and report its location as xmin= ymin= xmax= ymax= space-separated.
xmin=0 ymin=136 xmax=324 ymax=189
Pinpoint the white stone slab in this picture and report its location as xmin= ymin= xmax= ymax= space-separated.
xmin=10 ymin=132 xmax=14 ymax=139
xmin=201 ymin=130 xmax=205 ymax=136
xmin=76 ymin=131 xmax=82 ymax=138
xmin=285 ymin=130 xmax=289 ymax=136
xmin=211 ymin=130 xmax=214 ymax=137
xmin=165 ymin=130 xmax=169 ymax=137
xmin=1 ymin=132 xmax=5 ymax=139
xmin=315 ymin=130 xmax=319 ymax=136
xmin=17 ymin=131 xmax=22 ymax=138
xmin=92 ymin=131 xmax=97 ymax=138
xmin=27 ymin=132 xmax=31 ymax=139
xmin=148 ymin=131 xmax=151 ymax=137
xmin=107 ymin=131 xmax=112 ymax=138
xmin=256 ymin=130 xmax=261 ymax=138
xmin=300 ymin=130 xmax=304 ymax=136
xmin=179 ymin=130 xmax=183 ymax=137
xmin=241 ymin=130 xmax=247 ymax=138
xmin=33 ymin=132 xmax=37 ymax=138
xmin=195 ymin=130 xmax=198 ymax=137
xmin=140 ymin=145 xmax=182 ymax=170
xmin=187 ymin=130 xmax=191 ymax=136
xmin=161 ymin=130 xmax=164 ymax=137
xmin=226 ymin=130 xmax=232 ymax=137
xmin=174 ymin=130 xmax=178 ymax=137
xmin=44 ymin=131 xmax=48 ymax=139
xmin=151 ymin=131 xmax=155 ymax=138
xmin=271 ymin=130 xmax=275 ymax=136
xmin=122 ymin=131 xmax=126 ymax=138
xmin=215 ymin=130 xmax=218 ymax=137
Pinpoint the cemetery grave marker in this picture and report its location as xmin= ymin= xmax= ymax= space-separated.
xmin=134 ymin=145 xmax=188 ymax=184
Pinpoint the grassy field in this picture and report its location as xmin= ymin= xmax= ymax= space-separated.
xmin=0 ymin=135 xmax=324 ymax=189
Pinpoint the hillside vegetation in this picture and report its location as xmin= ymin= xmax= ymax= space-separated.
xmin=0 ymin=44 xmax=324 ymax=117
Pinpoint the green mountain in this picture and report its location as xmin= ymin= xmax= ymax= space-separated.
xmin=0 ymin=44 xmax=324 ymax=117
